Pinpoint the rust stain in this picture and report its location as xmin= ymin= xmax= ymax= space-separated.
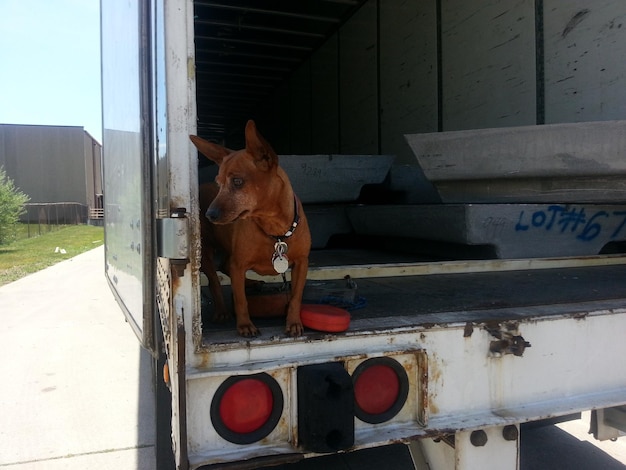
xmin=427 ymin=353 xmax=442 ymax=416
xmin=416 ymin=351 xmax=429 ymax=426
xmin=171 ymin=263 xmax=183 ymax=291
xmin=463 ymin=322 xmax=474 ymax=338
xmin=428 ymin=355 xmax=442 ymax=385
xmin=196 ymin=352 xmax=211 ymax=369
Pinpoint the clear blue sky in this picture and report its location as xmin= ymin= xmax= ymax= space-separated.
xmin=0 ymin=0 xmax=102 ymax=143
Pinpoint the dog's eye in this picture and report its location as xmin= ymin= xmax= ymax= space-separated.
xmin=232 ymin=177 xmax=244 ymax=188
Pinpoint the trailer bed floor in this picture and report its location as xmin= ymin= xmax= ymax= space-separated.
xmin=201 ymin=251 xmax=626 ymax=344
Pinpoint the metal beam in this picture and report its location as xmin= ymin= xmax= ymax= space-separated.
xmin=194 ymin=47 xmax=301 ymax=63
xmin=194 ymin=60 xmax=291 ymax=73
xmin=194 ymin=18 xmax=326 ymax=39
xmin=196 ymin=70 xmax=283 ymax=81
xmin=195 ymin=35 xmax=313 ymax=52
xmin=194 ymin=2 xmax=341 ymax=23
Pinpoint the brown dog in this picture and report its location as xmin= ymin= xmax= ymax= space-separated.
xmin=190 ymin=120 xmax=311 ymax=337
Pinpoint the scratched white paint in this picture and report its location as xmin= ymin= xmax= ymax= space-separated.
xmin=441 ymin=0 xmax=537 ymax=130
xmin=544 ymin=0 xmax=626 ymax=123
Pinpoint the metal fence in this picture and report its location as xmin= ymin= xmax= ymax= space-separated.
xmin=21 ymin=202 xmax=88 ymax=237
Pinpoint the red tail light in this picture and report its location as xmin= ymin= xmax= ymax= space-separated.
xmin=352 ymin=357 xmax=409 ymax=424
xmin=211 ymin=373 xmax=283 ymax=444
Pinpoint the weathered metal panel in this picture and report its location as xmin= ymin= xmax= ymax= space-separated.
xmin=441 ymin=0 xmax=536 ymax=130
xmin=339 ymin=0 xmax=378 ymax=154
xmin=185 ymin=308 xmax=626 ymax=468
xmin=418 ymin=425 xmax=520 ymax=470
xmin=379 ymin=0 xmax=439 ymax=164
xmin=311 ymin=34 xmax=340 ymax=154
xmin=101 ymin=0 xmax=151 ymax=346
xmin=544 ymin=1 xmax=626 ymax=123
xmin=101 ymin=128 xmax=146 ymax=338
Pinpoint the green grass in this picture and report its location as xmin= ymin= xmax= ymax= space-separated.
xmin=0 ymin=225 xmax=104 ymax=286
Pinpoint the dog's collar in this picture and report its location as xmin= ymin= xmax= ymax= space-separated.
xmin=272 ymin=195 xmax=300 ymax=241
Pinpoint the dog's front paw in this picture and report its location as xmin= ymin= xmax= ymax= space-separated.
xmin=285 ymin=321 xmax=304 ymax=337
xmin=238 ymin=323 xmax=260 ymax=337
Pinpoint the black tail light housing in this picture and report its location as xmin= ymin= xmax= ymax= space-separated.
xmin=298 ymin=363 xmax=354 ymax=453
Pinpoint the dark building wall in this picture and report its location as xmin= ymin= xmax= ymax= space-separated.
xmin=0 ymin=124 xmax=100 ymax=205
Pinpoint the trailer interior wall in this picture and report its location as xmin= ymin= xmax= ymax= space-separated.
xmin=246 ymin=0 xmax=626 ymax=164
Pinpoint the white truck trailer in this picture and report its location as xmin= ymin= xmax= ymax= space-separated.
xmin=101 ymin=1 xmax=626 ymax=468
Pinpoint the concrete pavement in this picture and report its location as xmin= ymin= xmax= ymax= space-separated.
xmin=0 ymin=246 xmax=155 ymax=469
xmin=1 ymin=246 xmax=625 ymax=469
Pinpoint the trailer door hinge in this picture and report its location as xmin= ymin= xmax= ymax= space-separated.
xmin=157 ymin=208 xmax=189 ymax=263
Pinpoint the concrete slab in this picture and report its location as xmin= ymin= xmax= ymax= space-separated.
xmin=305 ymin=205 xmax=353 ymax=249
xmin=348 ymin=203 xmax=626 ymax=258
xmin=405 ymin=121 xmax=626 ymax=203
xmin=0 ymin=246 xmax=155 ymax=469
xmin=199 ymin=154 xmax=395 ymax=204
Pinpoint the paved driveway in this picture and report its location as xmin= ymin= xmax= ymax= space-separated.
xmin=0 ymin=246 xmax=155 ymax=469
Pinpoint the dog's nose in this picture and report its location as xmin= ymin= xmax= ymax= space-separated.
xmin=206 ymin=206 xmax=220 ymax=222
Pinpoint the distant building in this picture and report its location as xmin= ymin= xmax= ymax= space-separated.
xmin=0 ymin=124 xmax=103 ymax=225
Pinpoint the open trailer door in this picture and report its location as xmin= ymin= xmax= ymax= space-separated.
xmin=101 ymin=0 xmax=156 ymax=351
xmin=102 ymin=1 xmax=197 ymax=467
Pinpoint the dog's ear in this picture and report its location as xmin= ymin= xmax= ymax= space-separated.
xmin=189 ymin=135 xmax=231 ymax=165
xmin=245 ymin=120 xmax=278 ymax=172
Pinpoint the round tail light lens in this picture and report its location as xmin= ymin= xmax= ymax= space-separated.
xmin=211 ymin=373 xmax=283 ymax=444
xmin=352 ymin=357 xmax=409 ymax=424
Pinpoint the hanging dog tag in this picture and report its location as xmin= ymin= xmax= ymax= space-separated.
xmin=272 ymin=241 xmax=289 ymax=274
xmin=272 ymin=254 xmax=289 ymax=274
